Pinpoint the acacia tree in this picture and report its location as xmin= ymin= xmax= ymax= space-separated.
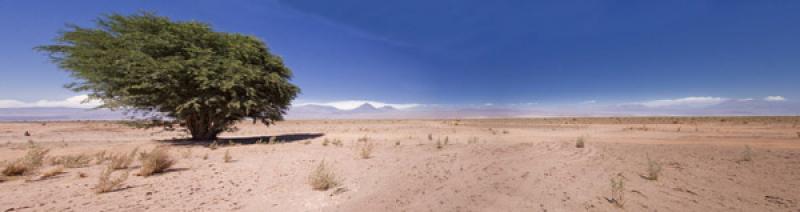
xmin=37 ymin=13 xmax=299 ymax=140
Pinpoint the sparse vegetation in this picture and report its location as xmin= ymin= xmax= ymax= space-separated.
xmin=644 ymin=156 xmax=662 ymax=181
xmin=428 ymin=133 xmax=433 ymax=141
xmin=40 ymin=166 xmax=65 ymax=179
xmin=137 ymin=146 xmax=175 ymax=176
xmin=2 ymin=147 xmax=49 ymax=176
xmin=49 ymin=153 xmax=92 ymax=168
xmin=576 ymin=136 xmax=585 ymax=148
xmin=209 ymin=140 xmax=219 ymax=150
xmin=322 ymin=138 xmax=330 ymax=146
xmin=224 ymin=149 xmax=232 ymax=163
xmin=359 ymin=141 xmax=375 ymax=159
xmin=94 ymin=164 xmax=129 ymax=194
xmin=309 ymin=160 xmax=339 ymax=191
xmin=738 ymin=145 xmax=753 ymax=163
xmin=109 ymin=148 xmax=138 ymax=170
xmin=94 ymin=150 xmax=109 ymax=164
xmin=610 ymin=174 xmax=625 ymax=208
xmin=436 ymin=139 xmax=444 ymax=150
xmin=331 ymin=139 xmax=344 ymax=147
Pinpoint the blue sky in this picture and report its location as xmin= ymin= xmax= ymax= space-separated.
xmin=0 ymin=0 xmax=798 ymax=110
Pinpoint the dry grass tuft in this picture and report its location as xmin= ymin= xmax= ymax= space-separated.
xmin=644 ymin=155 xmax=662 ymax=181
xmin=50 ymin=154 xmax=92 ymax=168
xmin=94 ymin=150 xmax=109 ymax=165
xmin=610 ymin=174 xmax=625 ymax=208
xmin=109 ymin=148 xmax=138 ymax=170
xmin=359 ymin=141 xmax=375 ymax=159
xmin=94 ymin=164 xmax=129 ymax=194
xmin=576 ymin=136 xmax=585 ymax=148
xmin=332 ymin=139 xmax=343 ymax=147
xmin=137 ymin=146 xmax=175 ymax=176
xmin=202 ymin=153 xmax=209 ymax=160
xmin=2 ymin=147 xmax=49 ymax=176
xmin=223 ymin=149 xmax=233 ymax=163
xmin=309 ymin=160 xmax=339 ymax=191
xmin=40 ymin=166 xmax=65 ymax=179
xmin=322 ymin=138 xmax=330 ymax=146
xmin=209 ymin=141 xmax=219 ymax=150
xmin=436 ymin=139 xmax=444 ymax=150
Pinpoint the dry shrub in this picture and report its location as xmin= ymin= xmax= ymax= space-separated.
xmin=322 ymin=138 xmax=330 ymax=146
xmin=428 ymin=133 xmax=433 ymax=141
xmin=209 ymin=141 xmax=219 ymax=150
xmin=610 ymin=174 xmax=625 ymax=208
xmin=309 ymin=160 xmax=339 ymax=191
xmin=332 ymin=139 xmax=343 ymax=147
xmin=576 ymin=137 xmax=585 ymax=148
xmin=137 ymin=146 xmax=175 ymax=176
xmin=94 ymin=164 xmax=129 ymax=193
xmin=40 ymin=166 xmax=65 ymax=179
xmin=94 ymin=150 xmax=109 ymax=165
xmin=50 ymin=154 xmax=92 ymax=168
xmin=467 ymin=137 xmax=479 ymax=144
xmin=2 ymin=147 xmax=49 ymax=176
xmin=359 ymin=141 xmax=375 ymax=159
xmin=109 ymin=148 xmax=138 ymax=170
xmin=436 ymin=139 xmax=444 ymax=150
xmin=644 ymin=156 xmax=662 ymax=181
xmin=202 ymin=153 xmax=209 ymax=160
xmin=223 ymin=149 xmax=232 ymax=163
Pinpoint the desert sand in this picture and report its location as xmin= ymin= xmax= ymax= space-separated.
xmin=1 ymin=117 xmax=799 ymax=211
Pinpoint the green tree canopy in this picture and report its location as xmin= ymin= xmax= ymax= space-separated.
xmin=37 ymin=12 xmax=299 ymax=140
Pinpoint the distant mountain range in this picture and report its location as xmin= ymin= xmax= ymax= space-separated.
xmin=1 ymin=101 xmax=797 ymax=121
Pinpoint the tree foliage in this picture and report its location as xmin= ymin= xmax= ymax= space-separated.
xmin=37 ymin=12 xmax=299 ymax=140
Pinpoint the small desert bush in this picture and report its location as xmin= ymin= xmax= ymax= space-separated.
xmin=223 ymin=149 xmax=232 ymax=163
xmin=50 ymin=154 xmax=92 ymax=168
xmin=94 ymin=150 xmax=109 ymax=165
xmin=309 ymin=160 xmax=339 ymax=191
xmin=738 ymin=145 xmax=753 ymax=162
xmin=359 ymin=141 xmax=375 ymax=159
xmin=644 ymin=156 xmax=662 ymax=181
xmin=436 ymin=139 xmax=444 ymax=150
xmin=94 ymin=164 xmax=129 ymax=194
xmin=2 ymin=147 xmax=49 ymax=176
xmin=322 ymin=138 xmax=330 ymax=146
xmin=576 ymin=137 xmax=585 ymax=148
xmin=209 ymin=141 xmax=219 ymax=150
xmin=40 ymin=166 xmax=65 ymax=179
xmin=610 ymin=175 xmax=625 ymax=208
xmin=137 ymin=146 xmax=175 ymax=176
xmin=332 ymin=139 xmax=343 ymax=147
xmin=109 ymin=148 xmax=138 ymax=170
xmin=428 ymin=133 xmax=433 ymax=141
xmin=467 ymin=137 xmax=479 ymax=144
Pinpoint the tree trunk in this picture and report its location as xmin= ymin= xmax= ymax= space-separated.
xmin=186 ymin=114 xmax=221 ymax=141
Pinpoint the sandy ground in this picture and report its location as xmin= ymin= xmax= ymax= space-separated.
xmin=1 ymin=117 xmax=799 ymax=211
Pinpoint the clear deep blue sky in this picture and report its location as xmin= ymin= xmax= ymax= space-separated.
xmin=1 ymin=0 xmax=798 ymax=105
